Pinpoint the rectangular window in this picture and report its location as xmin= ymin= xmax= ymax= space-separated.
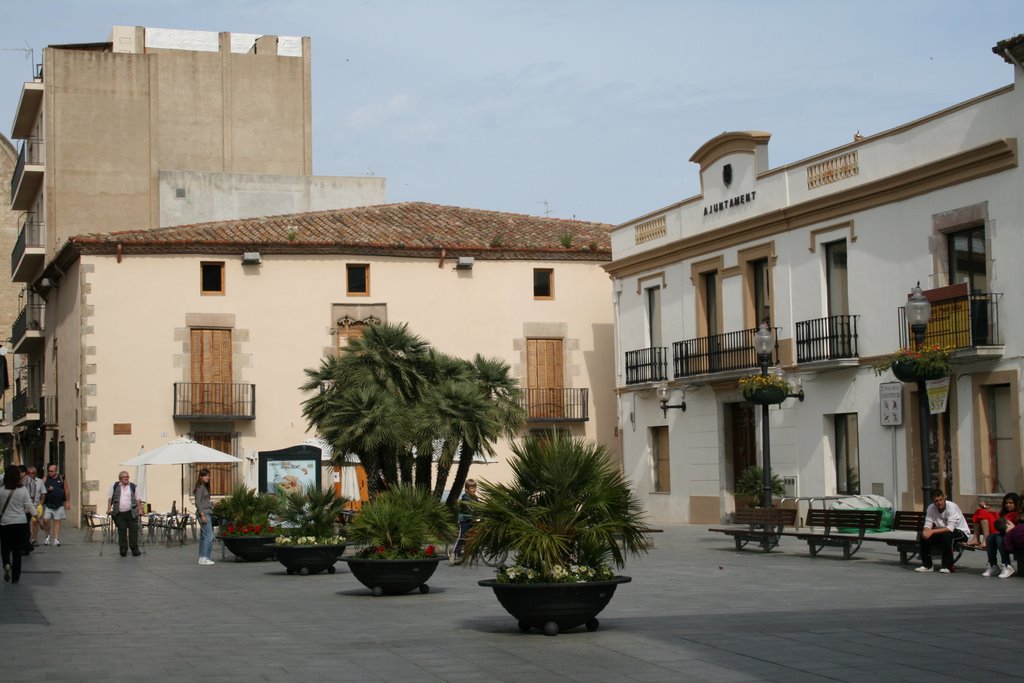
xmin=533 ymin=268 xmax=553 ymax=299
xmin=646 ymin=286 xmax=662 ymax=347
xmin=751 ymin=258 xmax=771 ymax=325
xmin=346 ymin=264 xmax=370 ymax=296
xmin=651 ymin=426 xmax=670 ymax=493
xmin=947 ymin=225 xmax=986 ymax=293
xmin=824 ymin=240 xmax=849 ymax=317
xmin=833 ymin=413 xmax=860 ymax=495
xmin=702 ymin=271 xmax=719 ymax=336
xmin=200 ymin=262 xmax=225 ymax=295
xmin=191 ymin=432 xmax=237 ymax=496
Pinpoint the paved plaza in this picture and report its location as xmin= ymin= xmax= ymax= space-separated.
xmin=2 ymin=523 xmax=1021 ymax=682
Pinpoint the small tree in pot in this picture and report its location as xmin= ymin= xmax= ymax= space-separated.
xmin=343 ymin=485 xmax=456 ymax=595
xmin=215 ymin=485 xmax=283 ymax=562
xmin=272 ymin=486 xmax=348 ymax=576
xmin=464 ymin=432 xmax=648 ymax=635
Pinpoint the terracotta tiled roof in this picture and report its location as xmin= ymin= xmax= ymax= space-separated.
xmin=993 ymin=34 xmax=1024 ymax=64
xmin=69 ymin=202 xmax=612 ymax=261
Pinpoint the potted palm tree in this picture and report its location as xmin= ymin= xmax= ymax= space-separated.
xmin=272 ymin=486 xmax=348 ymax=576
xmin=343 ymin=485 xmax=456 ymax=595
xmin=465 ymin=433 xmax=648 ymax=635
xmin=215 ymin=485 xmax=283 ymax=562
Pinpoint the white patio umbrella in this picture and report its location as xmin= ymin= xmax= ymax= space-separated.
xmin=122 ymin=439 xmax=241 ymax=509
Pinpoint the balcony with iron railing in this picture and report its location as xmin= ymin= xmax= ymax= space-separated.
xmin=173 ymin=382 xmax=256 ymax=420
xmin=12 ymin=72 xmax=44 ymax=139
xmin=625 ymin=346 xmax=668 ymax=385
xmin=518 ymin=388 xmax=589 ymax=422
xmin=672 ymin=326 xmax=780 ymax=379
xmin=12 ymin=303 xmax=45 ymax=354
xmin=12 ymin=376 xmax=42 ymax=424
xmin=11 ymin=136 xmax=44 ymax=210
xmin=796 ymin=314 xmax=860 ymax=364
xmin=897 ymin=288 xmax=1002 ymax=357
xmin=11 ymin=213 xmax=46 ymax=282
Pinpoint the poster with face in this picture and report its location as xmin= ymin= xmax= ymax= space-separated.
xmin=258 ymin=446 xmax=324 ymax=495
xmin=265 ymin=458 xmax=317 ymax=495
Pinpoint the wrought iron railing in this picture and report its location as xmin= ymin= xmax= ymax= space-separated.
xmin=12 ymin=365 xmax=42 ymax=421
xmin=12 ymin=303 xmax=44 ymax=345
xmin=672 ymin=327 xmax=779 ymax=378
xmin=10 ymin=136 xmax=43 ymax=199
xmin=898 ymin=292 xmax=1001 ymax=349
xmin=173 ymin=383 xmax=256 ymax=420
xmin=11 ymin=213 xmax=44 ymax=274
xmin=625 ymin=347 xmax=668 ymax=385
xmin=518 ymin=388 xmax=589 ymax=422
xmin=796 ymin=315 xmax=859 ymax=363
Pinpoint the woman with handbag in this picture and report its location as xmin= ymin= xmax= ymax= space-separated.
xmin=1 ymin=467 xmax=37 ymax=583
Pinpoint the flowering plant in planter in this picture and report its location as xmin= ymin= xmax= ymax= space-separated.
xmin=214 ymin=484 xmax=282 ymax=533
xmin=873 ymin=344 xmax=952 ymax=376
xmin=274 ymin=485 xmax=349 ymax=546
xmin=356 ymin=543 xmax=439 ymax=560
xmin=222 ymin=523 xmax=278 ymax=538
xmin=497 ymin=562 xmax=614 ymax=585
xmin=737 ymin=373 xmax=792 ymax=398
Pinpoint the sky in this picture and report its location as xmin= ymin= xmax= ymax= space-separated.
xmin=1 ymin=1 xmax=1022 ymax=225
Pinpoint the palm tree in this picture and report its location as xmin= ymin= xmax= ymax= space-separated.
xmin=301 ymin=323 xmax=430 ymax=493
xmin=442 ymin=355 xmax=524 ymax=507
xmin=464 ymin=432 xmax=648 ymax=577
xmin=302 ymin=324 xmax=525 ymax=501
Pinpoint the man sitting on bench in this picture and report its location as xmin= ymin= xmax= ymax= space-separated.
xmin=916 ymin=489 xmax=970 ymax=574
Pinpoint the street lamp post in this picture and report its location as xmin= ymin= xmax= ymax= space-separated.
xmin=905 ymin=282 xmax=933 ymax=510
xmin=753 ymin=323 xmax=775 ymax=509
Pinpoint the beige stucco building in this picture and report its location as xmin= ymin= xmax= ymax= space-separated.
xmin=608 ymin=34 xmax=1024 ymax=524
xmin=7 ymin=26 xmax=385 ymax=479
xmin=39 ymin=202 xmax=615 ymax=516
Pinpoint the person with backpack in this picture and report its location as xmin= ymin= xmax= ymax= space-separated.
xmin=106 ymin=471 xmax=144 ymax=557
xmin=41 ymin=465 xmax=70 ymax=546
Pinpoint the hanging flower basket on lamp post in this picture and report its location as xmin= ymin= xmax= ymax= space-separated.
xmin=738 ymin=374 xmax=792 ymax=405
xmin=874 ymin=345 xmax=951 ymax=383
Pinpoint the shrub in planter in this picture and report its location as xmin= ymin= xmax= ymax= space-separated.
xmin=343 ymin=485 xmax=456 ymax=595
xmin=465 ymin=432 xmax=648 ymax=634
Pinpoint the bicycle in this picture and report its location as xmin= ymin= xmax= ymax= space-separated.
xmin=450 ymin=518 xmax=508 ymax=567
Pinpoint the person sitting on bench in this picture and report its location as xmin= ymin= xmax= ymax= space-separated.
xmin=915 ymin=489 xmax=970 ymax=574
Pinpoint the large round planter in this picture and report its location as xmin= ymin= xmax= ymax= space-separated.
xmin=220 ymin=535 xmax=278 ymax=562
xmin=891 ymin=360 xmax=946 ymax=383
xmin=479 ymin=576 xmax=631 ymax=636
xmin=271 ymin=543 xmax=346 ymax=576
xmin=344 ymin=557 xmax=445 ymax=596
xmin=744 ymin=387 xmax=787 ymax=405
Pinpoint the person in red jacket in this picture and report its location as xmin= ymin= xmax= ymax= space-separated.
xmin=980 ymin=492 xmax=1020 ymax=578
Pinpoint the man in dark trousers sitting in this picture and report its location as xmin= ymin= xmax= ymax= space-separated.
xmin=107 ymin=471 xmax=144 ymax=557
xmin=916 ymin=489 xmax=970 ymax=573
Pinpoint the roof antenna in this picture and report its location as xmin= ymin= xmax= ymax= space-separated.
xmin=538 ymin=200 xmax=551 ymax=217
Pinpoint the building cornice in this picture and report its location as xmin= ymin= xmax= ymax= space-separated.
xmin=605 ymin=138 xmax=1017 ymax=279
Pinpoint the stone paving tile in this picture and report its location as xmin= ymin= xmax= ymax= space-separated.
xmin=4 ymin=525 xmax=1024 ymax=681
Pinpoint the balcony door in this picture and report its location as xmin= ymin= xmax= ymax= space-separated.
xmin=526 ymin=338 xmax=564 ymax=419
xmin=190 ymin=328 xmax=232 ymax=416
xmin=825 ymin=239 xmax=852 ymax=357
xmin=192 ymin=432 xmax=235 ymax=496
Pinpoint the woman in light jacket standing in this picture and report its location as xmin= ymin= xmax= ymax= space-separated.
xmin=2 ymin=467 xmax=36 ymax=583
xmin=194 ymin=469 xmax=215 ymax=566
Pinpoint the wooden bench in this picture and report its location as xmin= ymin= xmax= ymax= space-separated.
xmin=708 ymin=508 xmax=797 ymax=553
xmin=791 ymin=508 xmax=883 ymax=559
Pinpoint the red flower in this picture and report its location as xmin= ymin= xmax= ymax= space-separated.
xmin=227 ymin=524 xmax=235 ymax=533
xmin=425 ymin=545 xmax=435 ymax=557
xmin=254 ymin=524 xmax=262 ymax=534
